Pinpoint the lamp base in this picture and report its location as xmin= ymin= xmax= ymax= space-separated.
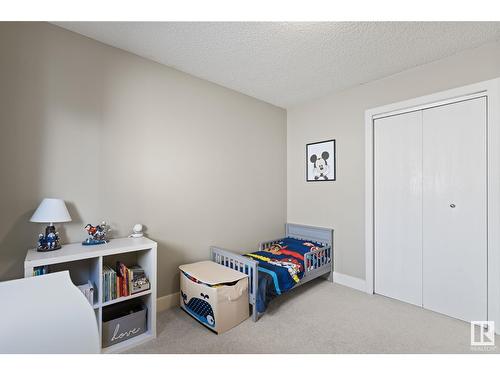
xmin=36 ymin=224 xmax=61 ymax=252
xmin=37 ymin=244 xmax=62 ymax=252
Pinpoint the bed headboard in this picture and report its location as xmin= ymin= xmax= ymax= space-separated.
xmin=285 ymin=223 xmax=333 ymax=246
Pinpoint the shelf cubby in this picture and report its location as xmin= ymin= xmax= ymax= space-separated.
xmin=47 ymin=257 xmax=100 ymax=307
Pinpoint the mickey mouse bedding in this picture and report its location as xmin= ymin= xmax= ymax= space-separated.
xmin=244 ymin=237 xmax=326 ymax=313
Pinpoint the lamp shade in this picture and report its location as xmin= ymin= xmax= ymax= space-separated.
xmin=30 ymin=198 xmax=72 ymax=223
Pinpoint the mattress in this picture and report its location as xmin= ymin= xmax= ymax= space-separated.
xmin=244 ymin=237 xmax=325 ymax=313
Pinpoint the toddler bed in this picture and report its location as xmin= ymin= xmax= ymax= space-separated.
xmin=210 ymin=223 xmax=333 ymax=321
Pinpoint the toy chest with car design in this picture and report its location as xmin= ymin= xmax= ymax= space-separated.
xmin=179 ymin=261 xmax=249 ymax=334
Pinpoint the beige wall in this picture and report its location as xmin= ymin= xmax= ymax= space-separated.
xmin=287 ymin=40 xmax=500 ymax=280
xmin=0 ymin=22 xmax=287 ymax=297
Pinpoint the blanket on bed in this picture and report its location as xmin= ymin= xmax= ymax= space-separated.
xmin=244 ymin=237 xmax=324 ymax=313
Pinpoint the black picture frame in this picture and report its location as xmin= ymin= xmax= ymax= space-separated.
xmin=306 ymin=139 xmax=336 ymax=182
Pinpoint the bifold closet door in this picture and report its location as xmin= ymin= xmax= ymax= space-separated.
xmin=422 ymin=97 xmax=487 ymax=322
xmin=374 ymin=111 xmax=423 ymax=306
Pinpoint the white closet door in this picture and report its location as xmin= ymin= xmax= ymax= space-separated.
xmin=422 ymin=97 xmax=487 ymax=322
xmin=374 ymin=111 xmax=423 ymax=306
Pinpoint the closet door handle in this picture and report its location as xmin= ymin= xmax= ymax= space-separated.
xmin=450 ymin=204 xmax=456 ymax=208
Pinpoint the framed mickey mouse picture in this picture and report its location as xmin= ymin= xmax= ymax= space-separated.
xmin=306 ymin=139 xmax=336 ymax=182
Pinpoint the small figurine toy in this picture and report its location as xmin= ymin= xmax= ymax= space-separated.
xmin=36 ymin=230 xmax=61 ymax=251
xmin=82 ymin=221 xmax=110 ymax=246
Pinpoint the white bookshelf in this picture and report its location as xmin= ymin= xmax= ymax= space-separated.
xmin=24 ymin=237 xmax=157 ymax=354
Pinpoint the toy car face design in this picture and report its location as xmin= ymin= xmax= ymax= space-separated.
xmin=181 ymin=290 xmax=215 ymax=327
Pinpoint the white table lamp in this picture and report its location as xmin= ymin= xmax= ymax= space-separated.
xmin=30 ymin=198 xmax=72 ymax=251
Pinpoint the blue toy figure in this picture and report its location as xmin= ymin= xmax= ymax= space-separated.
xmin=37 ymin=234 xmax=44 ymax=249
xmin=82 ymin=221 xmax=110 ymax=246
xmin=46 ymin=232 xmax=57 ymax=249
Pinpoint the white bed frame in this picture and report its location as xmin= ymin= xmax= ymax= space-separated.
xmin=210 ymin=223 xmax=334 ymax=321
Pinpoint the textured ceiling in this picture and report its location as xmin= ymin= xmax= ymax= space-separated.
xmin=52 ymin=22 xmax=500 ymax=108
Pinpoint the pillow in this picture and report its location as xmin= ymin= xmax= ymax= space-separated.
xmin=278 ymin=237 xmax=324 ymax=254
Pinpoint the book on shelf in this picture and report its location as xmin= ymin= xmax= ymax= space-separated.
xmin=33 ymin=265 xmax=49 ymax=276
xmin=77 ymin=281 xmax=95 ymax=306
xmin=102 ymin=262 xmax=150 ymax=302
xmin=103 ymin=265 xmax=117 ymax=302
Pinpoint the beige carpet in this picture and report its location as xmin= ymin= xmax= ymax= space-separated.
xmin=127 ymin=279 xmax=500 ymax=354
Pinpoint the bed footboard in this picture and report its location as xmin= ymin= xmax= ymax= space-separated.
xmin=210 ymin=246 xmax=259 ymax=322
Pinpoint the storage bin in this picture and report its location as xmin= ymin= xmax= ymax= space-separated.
xmin=179 ymin=261 xmax=249 ymax=334
xmin=102 ymin=302 xmax=147 ymax=347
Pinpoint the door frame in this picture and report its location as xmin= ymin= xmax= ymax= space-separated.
xmin=364 ymin=78 xmax=500 ymax=332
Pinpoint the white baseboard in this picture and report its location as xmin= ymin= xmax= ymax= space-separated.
xmin=157 ymin=292 xmax=180 ymax=312
xmin=332 ymin=272 xmax=367 ymax=292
